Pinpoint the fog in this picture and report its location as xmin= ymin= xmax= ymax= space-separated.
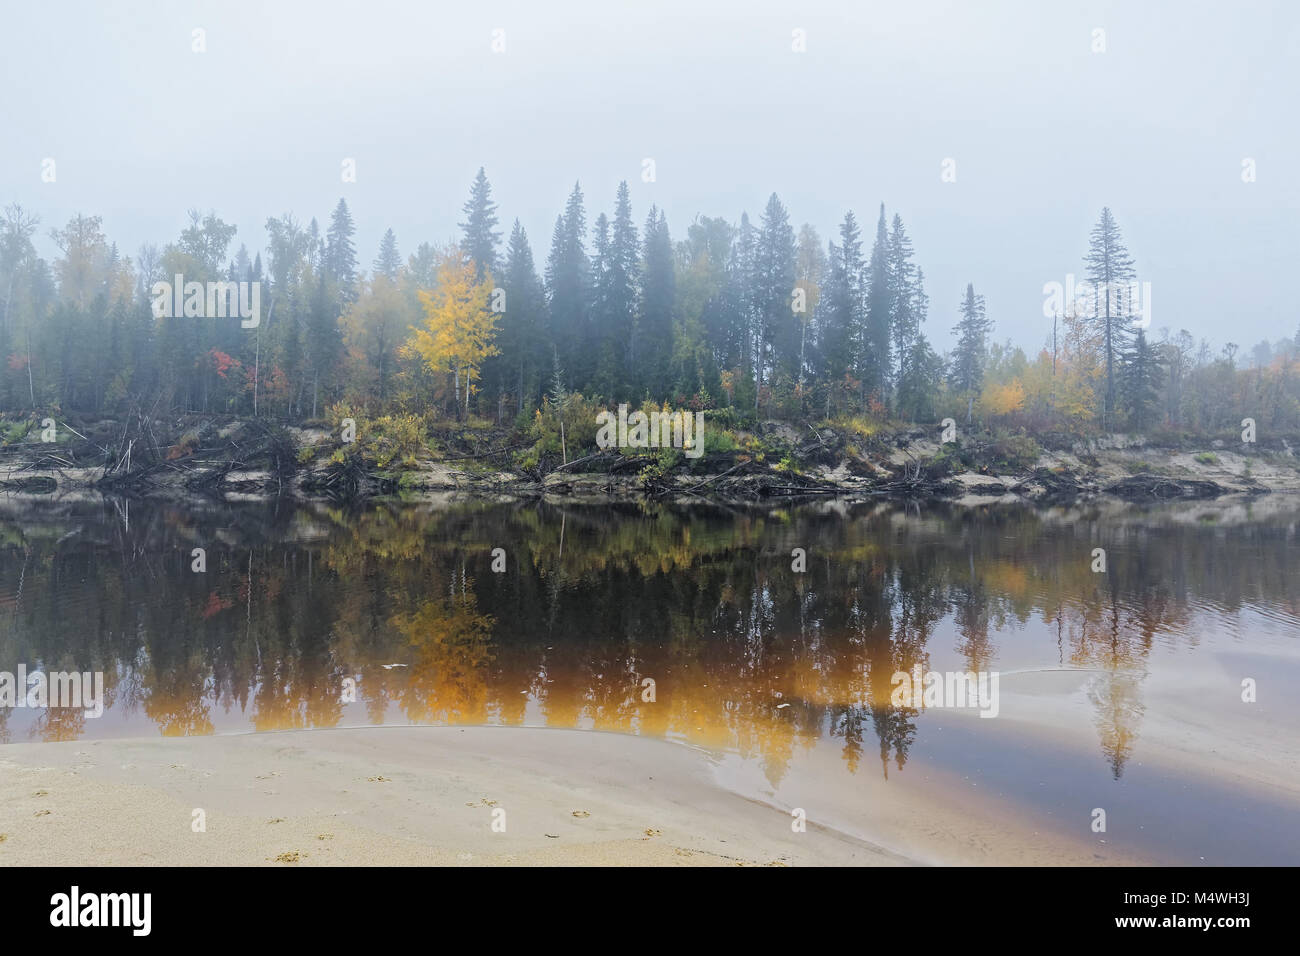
xmin=3 ymin=0 xmax=1297 ymax=351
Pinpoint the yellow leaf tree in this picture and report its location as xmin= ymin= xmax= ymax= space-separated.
xmin=405 ymin=252 xmax=499 ymax=420
xmin=980 ymin=378 xmax=1027 ymax=418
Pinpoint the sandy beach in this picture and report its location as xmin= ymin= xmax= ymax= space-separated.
xmin=0 ymin=725 xmax=911 ymax=866
xmin=0 ymin=719 xmax=1135 ymax=867
xmin=3 ymin=656 xmax=1296 ymax=866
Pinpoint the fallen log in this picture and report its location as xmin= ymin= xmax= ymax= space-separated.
xmin=1104 ymin=474 xmax=1227 ymax=500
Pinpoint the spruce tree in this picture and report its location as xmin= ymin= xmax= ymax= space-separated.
xmin=306 ymin=217 xmax=323 ymax=273
xmin=373 ymin=228 xmax=401 ymax=280
xmin=324 ymin=198 xmax=358 ymax=301
xmin=887 ymin=214 xmax=918 ymax=376
xmin=638 ymin=206 xmax=675 ymax=398
xmin=609 ymin=182 xmax=639 ymax=388
xmin=949 ymin=282 xmax=991 ymax=423
xmin=819 ymin=211 xmax=864 ymax=412
xmin=459 ymin=167 xmax=501 ymax=281
xmin=793 ymin=224 xmax=824 ymax=396
xmin=545 ymin=183 xmax=590 ymax=392
xmin=1120 ymin=327 xmax=1163 ymax=431
xmin=862 ymin=204 xmax=893 ymax=409
xmin=589 ymin=212 xmax=618 ymax=399
xmin=730 ymin=212 xmax=759 ymax=409
xmin=896 ymin=267 xmax=937 ymax=421
xmin=407 ymin=242 xmax=438 ymax=289
xmin=753 ymin=193 xmax=796 ymax=396
xmin=498 ymin=220 xmax=546 ymax=416
xmin=1083 ymin=207 xmax=1137 ymax=430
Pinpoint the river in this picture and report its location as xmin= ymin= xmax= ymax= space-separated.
xmin=2 ymin=494 xmax=1297 ymax=863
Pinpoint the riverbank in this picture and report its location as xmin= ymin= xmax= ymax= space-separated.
xmin=2 ymin=413 xmax=1297 ymax=505
xmin=4 ymin=498 xmax=1298 ymax=866
xmin=0 ymin=720 xmax=1157 ymax=867
xmin=8 ymin=679 xmax=1285 ymax=866
xmin=0 ymin=726 xmax=904 ymax=866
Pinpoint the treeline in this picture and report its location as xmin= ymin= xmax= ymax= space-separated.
xmin=2 ymin=174 xmax=1298 ymax=437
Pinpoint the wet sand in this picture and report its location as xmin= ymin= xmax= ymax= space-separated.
xmin=2 ymin=659 xmax=1295 ymax=866
xmin=0 ymin=721 xmax=1136 ymax=867
xmin=0 ymin=726 xmax=906 ymax=866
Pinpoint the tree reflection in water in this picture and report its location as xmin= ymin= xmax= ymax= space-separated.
xmin=2 ymin=497 xmax=1296 ymax=787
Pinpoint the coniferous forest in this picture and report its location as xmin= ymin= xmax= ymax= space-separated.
xmin=2 ymin=170 xmax=1298 ymax=441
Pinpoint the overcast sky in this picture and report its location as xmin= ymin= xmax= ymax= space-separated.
xmin=4 ymin=0 xmax=1297 ymax=353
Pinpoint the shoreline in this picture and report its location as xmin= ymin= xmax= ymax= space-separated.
xmin=4 ymin=659 xmax=1295 ymax=866
xmin=0 ymin=725 xmax=908 ymax=867
xmin=3 ymin=415 xmax=1296 ymax=505
xmin=0 ymin=722 xmax=1161 ymax=867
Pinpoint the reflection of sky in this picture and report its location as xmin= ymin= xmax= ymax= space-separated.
xmin=3 ymin=498 xmax=1299 ymax=863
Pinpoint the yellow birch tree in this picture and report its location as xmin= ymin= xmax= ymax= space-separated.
xmin=404 ymin=252 xmax=499 ymax=420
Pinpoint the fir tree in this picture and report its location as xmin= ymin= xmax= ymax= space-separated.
xmin=862 ymin=204 xmax=893 ymax=408
xmin=545 ymin=183 xmax=590 ymax=392
xmin=753 ymin=193 xmax=797 ymax=395
xmin=887 ymin=213 xmax=918 ymax=378
xmin=373 ymin=228 xmax=401 ymax=280
xmin=819 ymin=211 xmax=865 ymax=412
xmin=1083 ymin=207 xmax=1137 ymax=430
xmin=729 ymin=212 xmax=759 ymax=409
xmin=1120 ymin=327 xmax=1163 ymax=431
xmin=324 ymin=198 xmax=358 ymax=301
xmin=638 ymin=206 xmax=675 ymax=398
xmin=459 ymin=167 xmax=501 ymax=281
xmin=949 ymin=282 xmax=991 ymax=423
xmin=896 ymin=268 xmax=938 ymax=421
xmin=609 ymin=181 xmax=639 ymax=389
xmin=499 ymin=220 xmax=546 ymax=415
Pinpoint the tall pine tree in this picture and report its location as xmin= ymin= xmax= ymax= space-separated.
xmin=373 ymin=228 xmax=401 ymax=280
xmin=324 ymin=198 xmax=358 ymax=302
xmin=1083 ymin=207 xmax=1137 ymax=430
xmin=949 ymin=282 xmax=991 ymax=424
xmin=545 ymin=183 xmax=590 ymax=394
xmin=1120 ymin=327 xmax=1162 ymax=431
xmin=819 ymin=211 xmax=865 ymax=413
xmin=638 ymin=206 xmax=675 ymax=399
xmin=862 ymin=204 xmax=893 ymax=409
xmin=753 ymin=194 xmax=797 ymax=398
xmin=459 ymin=167 xmax=501 ymax=282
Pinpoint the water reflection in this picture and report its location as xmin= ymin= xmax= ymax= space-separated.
xmin=2 ymin=496 xmax=1297 ymax=790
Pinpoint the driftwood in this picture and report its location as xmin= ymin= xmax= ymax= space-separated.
xmin=1009 ymin=467 xmax=1089 ymax=498
xmin=95 ymin=414 xmax=298 ymax=497
xmin=1104 ymin=474 xmax=1226 ymax=500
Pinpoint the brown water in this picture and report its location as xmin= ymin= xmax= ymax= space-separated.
xmin=2 ymin=494 xmax=1298 ymax=863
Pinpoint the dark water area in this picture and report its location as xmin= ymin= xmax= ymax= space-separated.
xmin=2 ymin=494 xmax=1298 ymax=862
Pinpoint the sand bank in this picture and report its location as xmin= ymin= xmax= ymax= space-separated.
xmin=0 ymin=725 xmax=908 ymax=866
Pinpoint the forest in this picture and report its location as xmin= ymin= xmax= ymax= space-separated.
xmin=2 ymin=169 xmax=1298 ymax=443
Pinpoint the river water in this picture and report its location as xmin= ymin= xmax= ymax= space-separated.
xmin=2 ymin=494 xmax=1297 ymax=863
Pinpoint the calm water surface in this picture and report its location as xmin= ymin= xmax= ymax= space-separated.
xmin=2 ymin=495 xmax=1298 ymax=863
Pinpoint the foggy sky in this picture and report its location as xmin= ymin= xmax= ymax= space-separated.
xmin=4 ymin=0 xmax=1297 ymax=354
